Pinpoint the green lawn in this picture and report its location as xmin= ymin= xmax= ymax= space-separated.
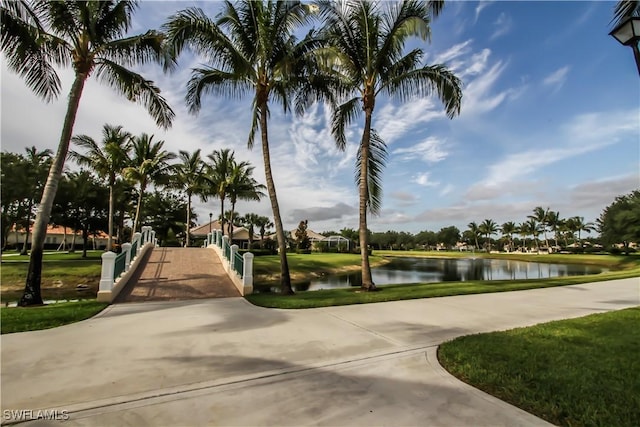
xmin=438 ymin=307 xmax=640 ymax=427
xmin=1 ymin=252 xmax=102 ymax=302
xmin=247 ymin=252 xmax=640 ymax=309
xmin=1 ymin=300 xmax=108 ymax=334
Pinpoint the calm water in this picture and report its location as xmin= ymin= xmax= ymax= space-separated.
xmin=258 ymin=257 xmax=608 ymax=292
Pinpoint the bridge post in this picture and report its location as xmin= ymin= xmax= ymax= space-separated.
xmin=150 ymin=230 xmax=156 ymax=246
xmin=243 ymin=252 xmax=254 ymax=290
xmin=133 ymin=232 xmax=142 ymax=255
xmin=122 ymin=243 xmax=132 ymax=272
xmin=141 ymin=226 xmax=151 ymax=245
xmin=99 ymin=251 xmax=116 ymax=292
xmin=230 ymin=244 xmax=239 ymax=271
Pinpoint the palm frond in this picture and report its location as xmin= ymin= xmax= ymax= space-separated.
xmin=100 ymin=30 xmax=174 ymax=70
xmin=356 ymin=129 xmax=387 ymax=215
xmin=185 ymin=67 xmax=252 ymax=114
xmin=612 ymin=0 xmax=640 ymax=26
xmin=331 ymin=97 xmax=361 ymax=151
xmin=94 ymin=59 xmax=175 ymax=129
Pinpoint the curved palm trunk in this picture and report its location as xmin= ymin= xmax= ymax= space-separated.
xmin=185 ymin=192 xmax=192 ymax=246
xmin=20 ymin=74 xmax=87 ymax=306
xmin=132 ymin=180 xmax=147 ymax=234
xmin=259 ymin=106 xmax=293 ymax=294
xmin=359 ymin=109 xmax=375 ymax=291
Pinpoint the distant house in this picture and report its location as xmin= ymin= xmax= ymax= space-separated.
xmin=190 ymin=220 xmax=254 ymax=249
xmin=6 ymin=224 xmax=112 ymax=250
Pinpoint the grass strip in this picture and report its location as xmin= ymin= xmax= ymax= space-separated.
xmin=1 ymin=300 xmax=108 ymax=334
xmin=438 ymin=307 xmax=640 ymax=427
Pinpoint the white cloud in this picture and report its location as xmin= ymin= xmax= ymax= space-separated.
xmin=393 ymin=137 xmax=449 ymax=163
xmin=440 ymin=184 xmax=455 ymax=196
xmin=474 ymin=1 xmax=494 ymax=23
xmin=376 ymin=99 xmax=445 ymax=144
xmin=434 ymin=40 xmax=474 ymax=64
xmin=542 ymin=66 xmax=570 ymax=92
xmin=413 ymin=172 xmax=439 ymax=187
xmin=490 ymin=12 xmax=512 ymax=40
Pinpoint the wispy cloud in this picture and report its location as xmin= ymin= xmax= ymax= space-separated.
xmin=542 ymin=66 xmax=570 ymax=92
xmin=376 ymin=99 xmax=445 ymax=144
xmin=393 ymin=137 xmax=449 ymax=163
xmin=474 ymin=1 xmax=494 ymax=24
xmin=434 ymin=39 xmax=474 ymax=64
xmin=413 ymin=172 xmax=440 ymax=187
xmin=490 ymin=12 xmax=512 ymax=40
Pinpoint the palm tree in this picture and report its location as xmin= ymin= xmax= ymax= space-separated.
xmin=164 ymin=1 xmax=315 ymax=294
xmin=124 ymin=134 xmax=176 ymax=234
xmin=226 ymin=164 xmax=266 ymax=239
xmin=571 ymin=216 xmax=595 ymax=248
xmin=613 ymin=1 xmax=640 ymax=26
xmin=1 ymin=0 xmax=174 ymax=306
xmin=18 ymin=147 xmax=53 ymax=255
xmin=546 ymin=211 xmax=562 ymax=250
xmin=501 ymin=221 xmax=517 ymax=252
xmin=255 ymin=215 xmax=274 ymax=246
xmin=467 ymin=222 xmax=481 ymax=250
xmin=242 ymin=213 xmax=262 ymax=248
xmin=207 ymin=149 xmax=238 ymax=238
xmin=70 ymin=124 xmax=132 ymax=252
xmin=528 ymin=206 xmax=550 ymax=249
xmin=173 ymin=149 xmax=208 ymax=246
xmin=525 ymin=218 xmax=541 ymax=252
xmin=317 ymin=0 xmax=462 ymax=290
xmin=479 ymin=219 xmax=498 ymax=252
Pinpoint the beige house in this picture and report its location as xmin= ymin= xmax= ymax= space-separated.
xmin=6 ymin=225 xmax=112 ymax=249
xmin=190 ymin=220 xmax=255 ymax=249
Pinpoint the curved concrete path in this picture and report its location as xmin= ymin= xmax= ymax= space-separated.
xmin=1 ymin=278 xmax=638 ymax=426
xmin=115 ymin=247 xmax=240 ymax=303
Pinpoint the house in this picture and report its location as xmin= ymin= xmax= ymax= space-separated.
xmin=5 ymin=224 xmax=112 ymax=250
xmin=190 ymin=220 xmax=255 ymax=249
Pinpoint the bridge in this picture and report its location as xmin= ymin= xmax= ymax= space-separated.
xmin=97 ymin=227 xmax=254 ymax=303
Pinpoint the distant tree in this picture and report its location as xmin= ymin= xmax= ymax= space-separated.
xmin=172 ymin=149 xmax=208 ymax=246
xmin=71 ymin=124 xmax=132 ymax=251
xmin=340 ymin=228 xmax=359 ymax=242
xmin=528 ymin=206 xmax=550 ymax=249
xmin=415 ymin=230 xmax=437 ymax=250
xmin=466 ymin=222 xmax=481 ymax=250
xmin=226 ymin=162 xmax=265 ymax=239
xmin=142 ymin=191 xmax=191 ymax=246
xmin=569 ymin=216 xmax=595 ymax=248
xmin=501 ymin=221 xmax=517 ymax=252
xmin=66 ymin=171 xmax=109 ymax=257
xmin=437 ymin=226 xmax=460 ymax=249
xmin=18 ymin=147 xmax=53 ymax=254
xmin=241 ymin=213 xmax=261 ymax=248
xmin=479 ymin=219 xmax=498 ymax=251
xmin=207 ymin=149 xmax=237 ymax=237
xmin=598 ymin=190 xmax=640 ymax=254
xmin=546 ymin=211 xmax=562 ymax=249
xmin=295 ymin=220 xmax=311 ymax=251
xmin=1 ymin=152 xmax=25 ymax=250
xmin=124 ymin=133 xmax=176 ymax=234
xmin=255 ymin=216 xmax=274 ymax=246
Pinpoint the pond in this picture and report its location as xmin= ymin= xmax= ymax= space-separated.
xmin=256 ymin=257 xmax=608 ymax=292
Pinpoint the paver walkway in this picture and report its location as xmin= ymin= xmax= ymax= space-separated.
xmin=114 ymin=247 xmax=240 ymax=302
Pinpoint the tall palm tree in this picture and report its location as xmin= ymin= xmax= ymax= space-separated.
xmin=467 ymin=221 xmax=481 ymax=250
xmin=70 ymin=124 xmax=132 ymax=252
xmin=207 ymin=149 xmax=238 ymax=238
xmin=528 ymin=206 xmax=550 ymax=249
xmin=571 ymin=216 xmax=595 ymax=248
xmin=1 ymin=0 xmax=174 ymax=306
xmin=18 ymin=147 xmax=52 ymax=255
xmin=317 ymin=0 xmax=462 ymax=290
xmin=479 ymin=219 xmax=498 ymax=252
xmin=124 ymin=134 xmax=176 ymax=234
xmin=546 ymin=210 xmax=562 ymax=250
xmin=164 ymin=1 xmax=315 ymax=294
xmin=226 ymin=164 xmax=266 ymax=239
xmin=173 ymin=149 xmax=208 ymax=246
xmin=501 ymin=221 xmax=517 ymax=252
xmin=525 ymin=218 xmax=541 ymax=252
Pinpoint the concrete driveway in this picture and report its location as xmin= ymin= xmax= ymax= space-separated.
xmin=1 ymin=278 xmax=638 ymax=426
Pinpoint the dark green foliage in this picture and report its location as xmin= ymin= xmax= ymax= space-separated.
xmin=294 ymin=220 xmax=311 ymax=251
xmin=598 ymin=190 xmax=640 ymax=254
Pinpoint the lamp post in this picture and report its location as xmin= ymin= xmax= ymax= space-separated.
xmin=209 ymin=212 xmax=213 ymax=234
xmin=609 ymin=16 xmax=640 ymax=75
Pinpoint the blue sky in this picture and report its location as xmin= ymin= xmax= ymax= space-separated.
xmin=2 ymin=1 xmax=638 ymax=235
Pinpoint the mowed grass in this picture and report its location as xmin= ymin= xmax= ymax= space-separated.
xmin=1 ymin=251 xmax=102 ymax=301
xmin=1 ymin=300 xmax=108 ymax=334
xmin=438 ymin=307 xmax=640 ymax=427
xmin=247 ymin=252 xmax=640 ymax=309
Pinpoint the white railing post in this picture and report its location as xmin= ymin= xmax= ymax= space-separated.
xmin=141 ymin=226 xmax=150 ymax=245
xmin=133 ymin=232 xmax=141 ymax=255
xmin=150 ymin=230 xmax=156 ymax=246
xmin=122 ymin=243 xmax=132 ymax=272
xmin=222 ymin=236 xmax=230 ymax=260
xmin=230 ymin=244 xmax=239 ymax=271
xmin=99 ymin=251 xmax=116 ymax=292
xmin=243 ymin=252 xmax=254 ymax=288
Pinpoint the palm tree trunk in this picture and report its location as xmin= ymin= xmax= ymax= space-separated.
xmin=185 ymin=192 xmax=191 ymax=247
xmin=259 ymin=105 xmax=293 ymax=294
xmin=20 ymin=208 xmax=30 ymax=255
xmin=20 ymin=73 xmax=87 ymax=306
xmin=107 ymin=181 xmax=114 ymax=252
xmin=219 ymin=197 xmax=225 ymax=237
xmin=229 ymin=200 xmax=236 ymax=240
xmin=132 ymin=181 xmax=146 ymax=234
xmin=359 ymin=109 xmax=375 ymax=291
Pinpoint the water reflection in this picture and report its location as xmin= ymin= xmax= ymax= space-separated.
xmin=256 ymin=257 xmax=608 ymax=293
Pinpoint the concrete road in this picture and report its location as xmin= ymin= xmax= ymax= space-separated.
xmin=1 ymin=278 xmax=638 ymax=426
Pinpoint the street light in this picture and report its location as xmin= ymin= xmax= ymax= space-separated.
xmin=209 ymin=212 xmax=213 ymax=234
xmin=609 ymin=16 xmax=640 ymax=75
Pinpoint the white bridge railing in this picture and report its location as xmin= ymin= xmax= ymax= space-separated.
xmin=206 ymin=230 xmax=253 ymax=295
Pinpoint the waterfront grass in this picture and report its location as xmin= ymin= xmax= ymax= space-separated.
xmin=438 ymin=307 xmax=640 ymax=427
xmin=1 ymin=300 xmax=108 ymax=334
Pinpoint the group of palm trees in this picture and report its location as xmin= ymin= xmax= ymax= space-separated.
xmin=466 ymin=207 xmax=595 ymax=253
xmin=3 ymin=0 xmax=463 ymax=304
xmin=71 ymin=123 xmax=265 ymax=250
